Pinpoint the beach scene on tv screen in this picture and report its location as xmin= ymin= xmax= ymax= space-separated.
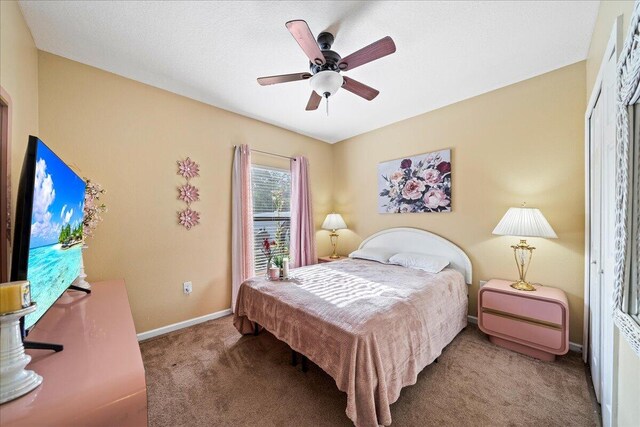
xmin=25 ymin=141 xmax=86 ymax=329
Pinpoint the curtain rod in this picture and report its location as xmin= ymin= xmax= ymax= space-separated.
xmin=234 ymin=146 xmax=296 ymax=161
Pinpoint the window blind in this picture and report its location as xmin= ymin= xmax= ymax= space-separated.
xmin=251 ymin=166 xmax=291 ymax=272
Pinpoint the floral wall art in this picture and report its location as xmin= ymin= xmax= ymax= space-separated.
xmin=177 ymin=157 xmax=200 ymax=229
xmin=378 ymin=149 xmax=452 ymax=213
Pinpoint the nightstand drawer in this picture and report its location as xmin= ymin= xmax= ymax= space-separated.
xmin=482 ymin=312 xmax=564 ymax=351
xmin=482 ymin=291 xmax=564 ymax=325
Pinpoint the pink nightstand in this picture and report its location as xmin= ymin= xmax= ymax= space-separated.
xmin=478 ymin=279 xmax=569 ymax=361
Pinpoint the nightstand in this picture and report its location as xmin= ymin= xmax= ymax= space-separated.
xmin=318 ymin=256 xmax=347 ymax=263
xmin=478 ymin=279 xmax=569 ymax=361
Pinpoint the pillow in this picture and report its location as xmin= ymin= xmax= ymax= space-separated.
xmin=388 ymin=252 xmax=450 ymax=274
xmin=348 ymin=247 xmax=397 ymax=264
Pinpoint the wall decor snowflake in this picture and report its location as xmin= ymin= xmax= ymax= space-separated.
xmin=176 ymin=157 xmax=201 ymax=229
xmin=178 ymin=183 xmax=200 ymax=204
xmin=177 ymin=157 xmax=200 ymax=179
xmin=178 ymin=208 xmax=200 ymax=230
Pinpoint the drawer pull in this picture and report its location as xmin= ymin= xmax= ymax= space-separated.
xmin=481 ymin=307 xmax=562 ymax=330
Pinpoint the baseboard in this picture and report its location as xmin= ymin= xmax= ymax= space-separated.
xmin=137 ymin=308 xmax=232 ymax=342
xmin=468 ymin=315 xmax=582 ymax=353
xmin=569 ymin=341 xmax=583 ymax=353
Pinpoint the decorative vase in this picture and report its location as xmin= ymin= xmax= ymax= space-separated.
xmin=73 ymin=244 xmax=91 ymax=290
xmin=264 ymin=257 xmax=272 ymax=279
xmin=268 ymin=267 xmax=280 ymax=281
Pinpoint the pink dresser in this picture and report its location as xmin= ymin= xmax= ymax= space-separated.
xmin=478 ymin=279 xmax=569 ymax=361
xmin=1 ymin=279 xmax=147 ymax=426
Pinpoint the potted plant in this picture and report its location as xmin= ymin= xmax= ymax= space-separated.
xmin=273 ymin=254 xmax=285 ymax=279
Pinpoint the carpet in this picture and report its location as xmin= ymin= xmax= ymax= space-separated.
xmin=140 ymin=316 xmax=599 ymax=426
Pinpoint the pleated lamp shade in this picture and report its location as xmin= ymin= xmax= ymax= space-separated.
xmin=492 ymin=207 xmax=557 ymax=238
xmin=322 ymin=213 xmax=347 ymax=231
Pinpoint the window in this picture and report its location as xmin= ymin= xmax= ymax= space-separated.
xmin=251 ymin=166 xmax=290 ymax=272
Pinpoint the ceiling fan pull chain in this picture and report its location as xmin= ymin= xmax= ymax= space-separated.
xmin=325 ymin=93 xmax=330 ymax=116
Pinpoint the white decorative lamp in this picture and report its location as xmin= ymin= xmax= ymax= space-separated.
xmin=322 ymin=213 xmax=347 ymax=259
xmin=0 ymin=281 xmax=42 ymax=403
xmin=492 ymin=204 xmax=557 ymax=291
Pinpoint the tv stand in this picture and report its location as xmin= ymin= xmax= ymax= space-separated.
xmin=19 ymin=285 xmax=91 ymax=353
xmin=2 ymin=279 xmax=147 ymax=426
xmin=68 ymin=284 xmax=91 ymax=293
xmin=23 ymin=341 xmax=63 ymax=352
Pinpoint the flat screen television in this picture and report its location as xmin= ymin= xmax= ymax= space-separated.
xmin=11 ymin=136 xmax=86 ymax=332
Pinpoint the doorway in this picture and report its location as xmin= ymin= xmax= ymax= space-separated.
xmin=0 ymin=87 xmax=10 ymax=283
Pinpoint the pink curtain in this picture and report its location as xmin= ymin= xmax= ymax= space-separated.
xmin=290 ymin=156 xmax=317 ymax=268
xmin=231 ymin=145 xmax=254 ymax=312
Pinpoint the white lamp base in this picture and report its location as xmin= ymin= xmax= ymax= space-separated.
xmin=73 ymin=244 xmax=91 ymax=290
xmin=0 ymin=305 xmax=43 ymax=404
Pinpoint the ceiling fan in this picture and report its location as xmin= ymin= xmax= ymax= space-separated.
xmin=257 ymin=20 xmax=396 ymax=113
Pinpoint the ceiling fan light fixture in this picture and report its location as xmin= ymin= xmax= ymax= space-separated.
xmin=257 ymin=20 xmax=395 ymax=112
xmin=309 ymin=70 xmax=343 ymax=97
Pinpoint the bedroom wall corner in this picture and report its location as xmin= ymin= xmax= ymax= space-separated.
xmin=585 ymin=0 xmax=635 ymax=99
xmin=37 ymin=51 xmax=333 ymax=333
xmin=331 ymin=61 xmax=587 ymax=344
xmin=1 ymin=0 xmax=39 ymax=260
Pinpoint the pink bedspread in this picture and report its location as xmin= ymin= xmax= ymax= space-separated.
xmin=233 ymin=259 xmax=468 ymax=426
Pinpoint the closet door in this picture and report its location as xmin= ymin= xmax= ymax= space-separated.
xmin=585 ymin=18 xmax=621 ymax=427
xmin=598 ymin=49 xmax=617 ymax=424
xmin=587 ymin=45 xmax=617 ymax=422
xmin=589 ymin=94 xmax=603 ymax=402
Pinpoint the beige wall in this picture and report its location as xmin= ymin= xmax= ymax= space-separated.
xmin=586 ymin=2 xmax=640 ymax=426
xmin=615 ymin=332 xmax=640 ymax=427
xmin=37 ymin=52 xmax=333 ymax=333
xmin=0 ymin=0 xmax=39 ymax=249
xmin=333 ymin=62 xmax=586 ymax=343
xmin=586 ymin=1 xmax=634 ymax=98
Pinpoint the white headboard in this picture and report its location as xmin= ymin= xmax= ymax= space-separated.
xmin=358 ymin=227 xmax=473 ymax=284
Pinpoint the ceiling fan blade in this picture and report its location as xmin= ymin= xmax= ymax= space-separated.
xmin=305 ymin=91 xmax=322 ymax=111
xmin=338 ymin=36 xmax=396 ymax=71
xmin=286 ymin=20 xmax=326 ymax=66
xmin=342 ymin=77 xmax=379 ymax=101
xmin=257 ymin=72 xmax=312 ymax=86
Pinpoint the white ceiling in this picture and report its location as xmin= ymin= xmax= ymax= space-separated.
xmin=19 ymin=1 xmax=599 ymax=143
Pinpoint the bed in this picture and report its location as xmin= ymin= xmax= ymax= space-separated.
xmin=233 ymin=227 xmax=472 ymax=427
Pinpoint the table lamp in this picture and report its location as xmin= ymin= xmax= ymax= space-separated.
xmin=322 ymin=213 xmax=347 ymax=259
xmin=492 ymin=203 xmax=557 ymax=291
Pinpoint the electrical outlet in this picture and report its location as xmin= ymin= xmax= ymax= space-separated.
xmin=183 ymin=281 xmax=192 ymax=295
xmin=479 ymin=280 xmax=488 ymax=288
